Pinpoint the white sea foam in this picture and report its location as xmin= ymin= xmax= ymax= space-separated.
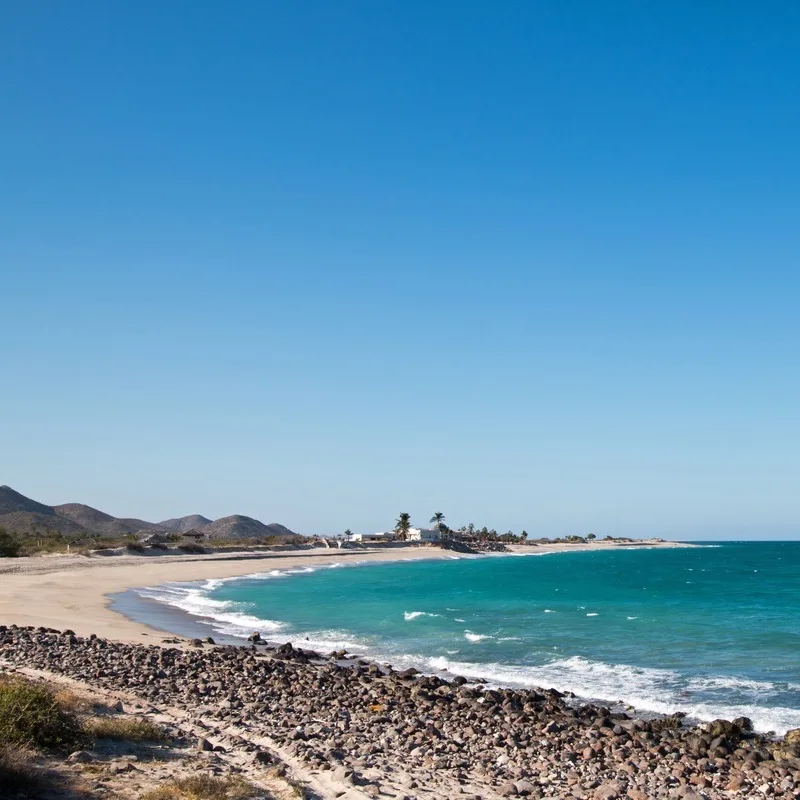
xmin=454 ymin=618 xmax=466 ymax=622
xmin=627 ymin=616 xmax=638 ymax=620
xmin=418 ymin=653 xmax=800 ymax=735
xmin=136 ymin=584 xmax=284 ymax=638
xmin=586 ymin=612 xmax=599 ymax=617
xmin=288 ymin=628 xmax=373 ymax=654
xmin=543 ymin=609 xmax=555 ymax=613
xmin=404 ymin=611 xmax=440 ymax=621
xmin=464 ymin=632 xmax=490 ymax=643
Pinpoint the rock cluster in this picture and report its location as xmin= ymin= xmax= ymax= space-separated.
xmin=1 ymin=625 xmax=799 ymax=799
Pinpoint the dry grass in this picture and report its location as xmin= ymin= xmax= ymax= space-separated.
xmin=140 ymin=774 xmax=261 ymax=800
xmin=83 ymin=715 xmax=169 ymax=742
xmin=0 ymin=674 xmax=82 ymax=749
xmin=52 ymin=686 xmax=90 ymax=714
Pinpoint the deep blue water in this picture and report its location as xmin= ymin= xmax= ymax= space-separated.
xmin=134 ymin=542 xmax=800 ymax=734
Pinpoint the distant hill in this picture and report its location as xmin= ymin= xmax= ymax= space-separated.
xmin=0 ymin=485 xmax=56 ymax=517
xmin=0 ymin=485 xmax=298 ymax=542
xmin=197 ymin=515 xmax=298 ymax=540
xmin=0 ymin=510 xmax=88 ymax=537
xmin=53 ymin=504 xmax=161 ymax=535
xmin=158 ymin=514 xmax=213 ymax=533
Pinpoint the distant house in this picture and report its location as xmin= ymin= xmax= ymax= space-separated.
xmin=181 ymin=529 xmax=206 ymax=541
xmin=406 ymin=527 xmax=441 ymax=542
xmin=348 ymin=531 xmax=397 ymax=543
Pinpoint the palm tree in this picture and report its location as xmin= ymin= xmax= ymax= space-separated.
xmin=430 ymin=511 xmax=446 ymax=529
xmin=395 ymin=512 xmax=411 ymax=540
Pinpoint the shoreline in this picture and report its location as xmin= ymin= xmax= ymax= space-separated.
xmin=0 ymin=539 xmax=689 ymax=644
xmin=4 ymin=538 xmax=760 ymax=734
xmin=104 ymin=540 xmax=800 ymax=739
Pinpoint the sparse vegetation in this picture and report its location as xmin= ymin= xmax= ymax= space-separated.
xmin=83 ymin=715 xmax=168 ymax=742
xmin=141 ymin=774 xmax=261 ymax=800
xmin=0 ymin=674 xmax=82 ymax=749
xmin=0 ymin=527 xmax=21 ymax=557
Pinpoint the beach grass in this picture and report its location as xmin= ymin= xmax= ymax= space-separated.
xmin=141 ymin=774 xmax=263 ymax=800
xmin=83 ymin=715 xmax=169 ymax=742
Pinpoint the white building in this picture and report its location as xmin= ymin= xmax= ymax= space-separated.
xmin=406 ymin=527 xmax=441 ymax=542
xmin=348 ymin=531 xmax=397 ymax=543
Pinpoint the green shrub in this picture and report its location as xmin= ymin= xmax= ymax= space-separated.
xmin=0 ymin=528 xmax=20 ymax=558
xmin=0 ymin=676 xmax=82 ymax=749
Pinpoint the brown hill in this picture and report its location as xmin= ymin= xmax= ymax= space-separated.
xmin=197 ymin=515 xmax=297 ymax=540
xmin=158 ymin=515 xmax=213 ymax=533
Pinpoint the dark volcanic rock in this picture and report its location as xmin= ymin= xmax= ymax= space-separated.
xmin=0 ymin=625 xmax=793 ymax=800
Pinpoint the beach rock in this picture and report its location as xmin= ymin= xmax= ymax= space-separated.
xmin=0 ymin=625 xmax=790 ymax=800
xmin=733 ymin=716 xmax=754 ymax=732
xmin=785 ymin=728 xmax=800 ymax=747
xmin=593 ymin=780 xmax=622 ymax=800
xmin=68 ymin=751 xmax=94 ymax=763
xmin=514 ymin=778 xmax=539 ymax=796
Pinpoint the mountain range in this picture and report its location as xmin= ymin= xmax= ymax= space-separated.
xmin=0 ymin=485 xmax=298 ymax=540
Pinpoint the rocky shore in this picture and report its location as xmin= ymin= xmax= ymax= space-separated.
xmin=1 ymin=625 xmax=798 ymax=799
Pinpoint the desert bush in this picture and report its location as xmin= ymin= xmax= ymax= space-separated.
xmin=126 ymin=542 xmax=146 ymax=553
xmin=0 ymin=527 xmax=21 ymax=557
xmin=178 ymin=542 xmax=206 ymax=554
xmin=0 ymin=675 xmax=82 ymax=749
xmin=141 ymin=774 xmax=260 ymax=800
xmin=84 ymin=715 xmax=168 ymax=742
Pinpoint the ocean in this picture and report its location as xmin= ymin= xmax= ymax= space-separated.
xmin=117 ymin=542 xmax=800 ymax=735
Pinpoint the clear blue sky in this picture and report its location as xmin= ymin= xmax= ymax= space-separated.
xmin=2 ymin=2 xmax=798 ymax=539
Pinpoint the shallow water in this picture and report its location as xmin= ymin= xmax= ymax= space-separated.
xmin=125 ymin=542 xmax=800 ymax=734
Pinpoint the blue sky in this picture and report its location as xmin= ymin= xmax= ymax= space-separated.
xmin=1 ymin=2 xmax=798 ymax=539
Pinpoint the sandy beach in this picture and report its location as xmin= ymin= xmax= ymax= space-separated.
xmin=0 ymin=540 xmax=686 ymax=644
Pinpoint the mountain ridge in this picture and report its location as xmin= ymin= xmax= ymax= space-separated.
xmin=0 ymin=486 xmax=298 ymax=540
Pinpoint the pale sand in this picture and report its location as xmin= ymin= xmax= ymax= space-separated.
xmin=0 ymin=540 xmax=688 ymax=645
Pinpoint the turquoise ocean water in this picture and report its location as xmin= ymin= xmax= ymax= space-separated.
xmin=132 ymin=543 xmax=800 ymax=734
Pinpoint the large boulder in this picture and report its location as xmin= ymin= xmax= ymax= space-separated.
xmin=785 ymin=728 xmax=800 ymax=746
xmin=700 ymin=718 xmax=743 ymax=742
